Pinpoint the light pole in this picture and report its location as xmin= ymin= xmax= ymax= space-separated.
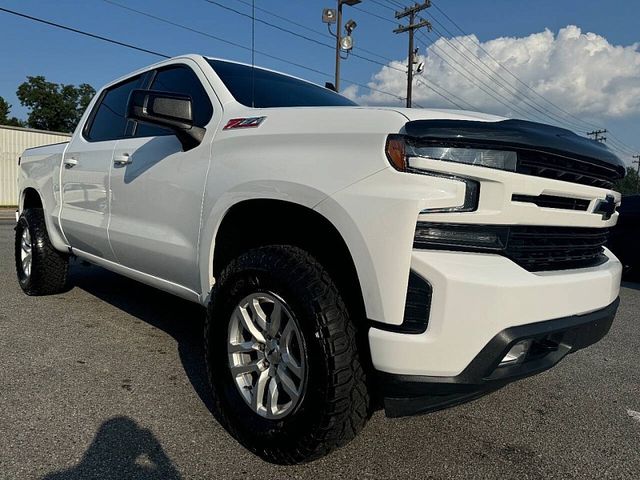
xmin=323 ymin=0 xmax=361 ymax=92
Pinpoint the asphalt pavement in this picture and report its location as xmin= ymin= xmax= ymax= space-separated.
xmin=0 ymin=218 xmax=639 ymax=479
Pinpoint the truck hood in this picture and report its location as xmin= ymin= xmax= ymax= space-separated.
xmin=381 ymin=106 xmax=506 ymax=123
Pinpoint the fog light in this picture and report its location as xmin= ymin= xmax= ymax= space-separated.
xmin=499 ymin=339 xmax=532 ymax=367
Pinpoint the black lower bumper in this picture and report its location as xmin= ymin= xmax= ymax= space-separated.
xmin=376 ymin=298 xmax=619 ymax=418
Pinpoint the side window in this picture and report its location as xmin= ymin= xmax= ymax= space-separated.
xmin=86 ymin=75 xmax=143 ymax=142
xmin=134 ymin=65 xmax=213 ymax=138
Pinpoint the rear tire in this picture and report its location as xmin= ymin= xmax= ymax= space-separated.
xmin=205 ymin=245 xmax=371 ymax=464
xmin=15 ymin=208 xmax=69 ymax=295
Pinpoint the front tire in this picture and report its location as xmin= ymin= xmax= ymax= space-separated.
xmin=15 ymin=208 xmax=69 ymax=295
xmin=205 ymin=245 xmax=371 ymax=464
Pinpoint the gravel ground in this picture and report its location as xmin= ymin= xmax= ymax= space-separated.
xmin=0 ymin=219 xmax=638 ymax=479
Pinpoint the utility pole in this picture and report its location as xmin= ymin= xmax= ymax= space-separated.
xmin=587 ymin=129 xmax=608 ymax=143
xmin=633 ymin=155 xmax=640 ymax=193
xmin=394 ymin=2 xmax=431 ymax=108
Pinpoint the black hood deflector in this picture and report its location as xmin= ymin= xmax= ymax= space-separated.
xmin=404 ymin=118 xmax=626 ymax=178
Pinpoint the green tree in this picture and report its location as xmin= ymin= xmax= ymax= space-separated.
xmin=614 ymin=166 xmax=640 ymax=195
xmin=16 ymin=76 xmax=95 ymax=132
xmin=0 ymin=96 xmax=25 ymax=127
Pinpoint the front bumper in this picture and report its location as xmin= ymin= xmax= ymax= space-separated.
xmin=376 ymin=298 xmax=619 ymax=417
xmin=369 ymin=248 xmax=621 ymax=377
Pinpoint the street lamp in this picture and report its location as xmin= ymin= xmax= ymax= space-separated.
xmin=322 ymin=0 xmax=361 ymax=92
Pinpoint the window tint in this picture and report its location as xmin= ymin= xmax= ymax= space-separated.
xmin=133 ymin=64 xmax=213 ymax=138
xmin=87 ymin=75 xmax=143 ymax=141
xmin=208 ymin=59 xmax=357 ymax=108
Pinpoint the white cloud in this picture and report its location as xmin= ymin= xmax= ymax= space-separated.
xmin=349 ymin=26 xmax=640 ymax=122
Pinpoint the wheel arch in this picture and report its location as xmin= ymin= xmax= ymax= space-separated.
xmin=20 ymin=186 xmax=43 ymax=211
xmin=18 ymin=185 xmax=69 ymax=252
xmin=206 ymin=198 xmax=368 ymax=326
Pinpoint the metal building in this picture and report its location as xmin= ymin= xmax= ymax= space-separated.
xmin=0 ymin=125 xmax=71 ymax=206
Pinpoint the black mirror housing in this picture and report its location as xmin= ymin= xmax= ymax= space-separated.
xmin=127 ymin=89 xmax=205 ymax=150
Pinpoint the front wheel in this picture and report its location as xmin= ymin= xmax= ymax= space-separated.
xmin=15 ymin=208 xmax=69 ymax=295
xmin=205 ymin=245 xmax=371 ymax=464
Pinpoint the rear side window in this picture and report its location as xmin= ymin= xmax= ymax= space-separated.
xmin=86 ymin=75 xmax=144 ymax=142
xmin=135 ymin=65 xmax=213 ymax=138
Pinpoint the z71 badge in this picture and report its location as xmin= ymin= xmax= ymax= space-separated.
xmin=223 ymin=116 xmax=266 ymax=130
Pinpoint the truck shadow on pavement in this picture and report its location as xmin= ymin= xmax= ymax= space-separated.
xmin=621 ymin=280 xmax=640 ymax=291
xmin=42 ymin=416 xmax=182 ymax=480
xmin=66 ymin=260 xmax=214 ymax=414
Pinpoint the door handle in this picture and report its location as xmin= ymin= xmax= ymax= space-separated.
xmin=113 ymin=153 xmax=132 ymax=166
xmin=63 ymin=157 xmax=78 ymax=169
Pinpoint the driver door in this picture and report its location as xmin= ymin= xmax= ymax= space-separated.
xmin=107 ymin=62 xmax=216 ymax=291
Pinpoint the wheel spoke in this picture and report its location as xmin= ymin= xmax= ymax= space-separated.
xmin=230 ymin=359 xmax=262 ymax=377
xmin=251 ymin=370 xmax=270 ymax=412
xmin=277 ymin=364 xmax=300 ymax=401
xmin=266 ymin=376 xmax=280 ymax=415
xmin=280 ymin=317 xmax=294 ymax=343
xmin=267 ymin=302 xmax=282 ymax=337
xmin=237 ymin=308 xmax=265 ymax=344
xmin=249 ymin=298 xmax=269 ymax=332
xmin=281 ymin=352 xmax=303 ymax=379
xmin=228 ymin=340 xmax=262 ymax=354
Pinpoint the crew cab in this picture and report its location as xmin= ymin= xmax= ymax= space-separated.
xmin=15 ymin=54 xmax=625 ymax=464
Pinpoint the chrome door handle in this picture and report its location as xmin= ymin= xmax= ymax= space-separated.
xmin=113 ymin=153 xmax=132 ymax=166
xmin=63 ymin=158 xmax=78 ymax=169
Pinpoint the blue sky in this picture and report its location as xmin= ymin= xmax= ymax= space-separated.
xmin=1 ymin=0 xmax=638 ymax=159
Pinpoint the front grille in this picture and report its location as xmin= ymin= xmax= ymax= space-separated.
xmin=517 ymin=150 xmax=621 ymax=189
xmin=506 ymin=226 xmax=610 ymax=271
xmin=511 ymin=194 xmax=590 ymax=211
xmin=413 ymin=222 xmax=610 ymax=272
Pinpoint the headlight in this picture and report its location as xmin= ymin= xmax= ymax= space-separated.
xmin=385 ymin=134 xmax=518 ymax=172
xmin=385 ymin=134 xmax=481 ymax=213
xmin=407 ymin=145 xmax=517 ymax=171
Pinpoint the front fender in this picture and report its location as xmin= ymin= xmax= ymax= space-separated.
xmin=197 ymin=180 xmax=330 ymax=304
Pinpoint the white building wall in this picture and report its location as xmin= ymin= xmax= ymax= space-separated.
xmin=0 ymin=125 xmax=70 ymax=206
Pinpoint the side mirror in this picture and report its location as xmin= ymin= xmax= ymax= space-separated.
xmin=127 ymin=89 xmax=205 ymax=151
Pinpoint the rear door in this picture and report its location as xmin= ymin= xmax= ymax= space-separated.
xmin=60 ymin=74 xmax=146 ymax=259
xmin=108 ymin=62 xmax=216 ymax=290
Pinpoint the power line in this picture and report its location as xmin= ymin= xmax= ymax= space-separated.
xmin=384 ymin=0 xmax=411 ymax=9
xmin=355 ymin=4 xmax=591 ymax=123
xmin=425 ymin=20 xmax=590 ymax=131
xmin=0 ymin=6 xmax=169 ymax=58
xmin=430 ymin=2 xmax=638 ymax=154
xmin=369 ymin=0 xmax=397 ymax=12
xmin=414 ymin=77 xmax=474 ymax=110
xmin=428 ymin=1 xmax=621 ymax=134
xmin=228 ymin=0 xmax=393 ymax=63
xmin=416 ymin=31 xmax=545 ymax=121
xmin=345 ymin=2 xmax=638 ymax=155
xmin=202 ymin=0 xmax=397 ymax=72
xmin=429 ymin=2 xmax=603 ymax=129
xmin=353 ymin=5 xmax=397 ymax=24
xmin=3 ymin=2 xmax=409 ymax=105
xmin=366 ymin=1 xmax=636 ymax=153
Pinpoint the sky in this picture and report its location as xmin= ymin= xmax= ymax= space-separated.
xmin=0 ymin=0 xmax=638 ymax=163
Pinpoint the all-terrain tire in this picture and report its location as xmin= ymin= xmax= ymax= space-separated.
xmin=205 ymin=245 xmax=371 ymax=464
xmin=15 ymin=208 xmax=69 ymax=295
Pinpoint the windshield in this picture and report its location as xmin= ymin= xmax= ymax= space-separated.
xmin=207 ymin=59 xmax=358 ymax=108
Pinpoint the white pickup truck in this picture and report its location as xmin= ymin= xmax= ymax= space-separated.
xmin=15 ymin=54 xmax=625 ymax=464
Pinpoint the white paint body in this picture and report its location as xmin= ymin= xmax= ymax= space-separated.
xmin=0 ymin=125 xmax=70 ymax=206
xmin=16 ymin=55 xmax=622 ymax=378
